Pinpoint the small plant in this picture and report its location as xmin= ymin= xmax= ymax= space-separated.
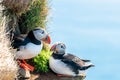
xmin=33 ymin=49 xmax=52 ymax=72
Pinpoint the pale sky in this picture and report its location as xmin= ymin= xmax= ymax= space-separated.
xmin=47 ymin=0 xmax=120 ymax=80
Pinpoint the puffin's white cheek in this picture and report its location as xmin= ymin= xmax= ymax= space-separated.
xmin=35 ymin=33 xmax=42 ymax=40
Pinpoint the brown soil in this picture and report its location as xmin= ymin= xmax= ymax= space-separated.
xmin=30 ymin=71 xmax=85 ymax=80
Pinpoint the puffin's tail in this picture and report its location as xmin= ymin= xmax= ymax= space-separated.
xmin=79 ymin=63 xmax=95 ymax=70
xmin=81 ymin=59 xmax=91 ymax=62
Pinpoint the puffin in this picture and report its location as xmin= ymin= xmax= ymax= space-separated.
xmin=12 ymin=28 xmax=51 ymax=71
xmin=49 ymin=42 xmax=94 ymax=77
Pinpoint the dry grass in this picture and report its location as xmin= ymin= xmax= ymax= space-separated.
xmin=0 ymin=14 xmax=18 ymax=80
xmin=1 ymin=0 xmax=32 ymax=15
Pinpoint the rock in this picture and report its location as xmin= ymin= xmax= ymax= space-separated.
xmin=18 ymin=67 xmax=31 ymax=79
xmin=30 ymin=71 xmax=85 ymax=80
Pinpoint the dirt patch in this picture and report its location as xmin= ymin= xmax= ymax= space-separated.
xmin=30 ymin=71 xmax=85 ymax=80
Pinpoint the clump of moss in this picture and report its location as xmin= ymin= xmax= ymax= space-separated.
xmin=33 ymin=49 xmax=52 ymax=72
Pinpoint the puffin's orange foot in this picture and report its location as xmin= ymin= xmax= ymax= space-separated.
xmin=24 ymin=63 xmax=34 ymax=71
xmin=17 ymin=59 xmax=34 ymax=71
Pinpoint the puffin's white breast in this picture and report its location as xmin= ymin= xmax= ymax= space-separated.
xmin=49 ymin=57 xmax=76 ymax=76
xmin=16 ymin=43 xmax=43 ymax=59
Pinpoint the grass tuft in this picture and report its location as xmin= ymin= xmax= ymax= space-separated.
xmin=18 ymin=0 xmax=48 ymax=34
xmin=0 ymin=14 xmax=18 ymax=80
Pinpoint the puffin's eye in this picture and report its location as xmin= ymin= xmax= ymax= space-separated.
xmin=61 ymin=46 xmax=64 ymax=48
xmin=41 ymin=31 xmax=44 ymax=34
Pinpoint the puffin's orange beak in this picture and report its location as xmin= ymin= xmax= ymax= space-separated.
xmin=50 ymin=44 xmax=56 ymax=51
xmin=42 ymin=35 xmax=51 ymax=44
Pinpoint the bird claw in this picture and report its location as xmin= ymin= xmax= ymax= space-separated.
xmin=17 ymin=59 xmax=34 ymax=71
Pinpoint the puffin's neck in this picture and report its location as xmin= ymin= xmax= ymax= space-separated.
xmin=27 ymin=31 xmax=41 ymax=45
xmin=52 ymin=52 xmax=65 ymax=59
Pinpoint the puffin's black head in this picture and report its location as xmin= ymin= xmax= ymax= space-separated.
xmin=28 ymin=28 xmax=51 ymax=44
xmin=50 ymin=42 xmax=66 ymax=54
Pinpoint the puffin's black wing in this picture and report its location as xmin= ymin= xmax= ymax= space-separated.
xmin=63 ymin=53 xmax=85 ymax=66
xmin=63 ymin=53 xmax=77 ymax=60
xmin=64 ymin=53 xmax=90 ymax=62
xmin=12 ymin=35 xmax=30 ymax=49
xmin=62 ymin=54 xmax=94 ymax=74
xmin=61 ymin=58 xmax=93 ymax=73
xmin=61 ymin=59 xmax=81 ymax=74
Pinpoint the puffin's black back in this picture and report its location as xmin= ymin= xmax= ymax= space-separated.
xmin=12 ymin=30 xmax=41 ymax=49
xmin=27 ymin=30 xmax=41 ymax=45
xmin=12 ymin=35 xmax=31 ymax=49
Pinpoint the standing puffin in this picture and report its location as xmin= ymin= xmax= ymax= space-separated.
xmin=49 ymin=42 xmax=94 ymax=77
xmin=12 ymin=28 xmax=51 ymax=71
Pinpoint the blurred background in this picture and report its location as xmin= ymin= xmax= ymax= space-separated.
xmin=47 ymin=0 xmax=120 ymax=80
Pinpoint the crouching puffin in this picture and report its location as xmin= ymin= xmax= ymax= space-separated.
xmin=49 ymin=42 xmax=94 ymax=77
xmin=12 ymin=28 xmax=51 ymax=72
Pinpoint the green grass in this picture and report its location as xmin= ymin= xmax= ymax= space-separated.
xmin=18 ymin=0 xmax=48 ymax=34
